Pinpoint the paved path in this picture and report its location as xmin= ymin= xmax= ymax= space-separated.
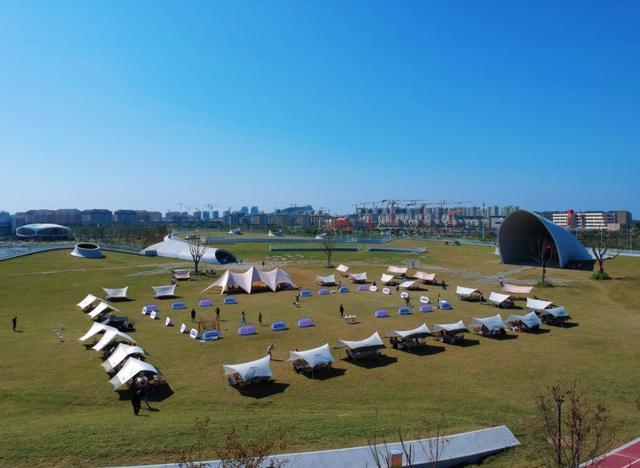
xmin=583 ymin=436 xmax=640 ymax=467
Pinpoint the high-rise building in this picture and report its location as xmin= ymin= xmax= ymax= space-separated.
xmin=81 ymin=209 xmax=113 ymax=225
xmin=114 ymin=210 xmax=138 ymax=224
xmin=0 ymin=211 xmax=12 ymax=236
xmin=212 ymin=211 xmax=219 ymax=220
xmin=250 ymin=206 xmax=259 ymax=215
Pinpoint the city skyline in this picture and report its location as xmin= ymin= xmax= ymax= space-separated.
xmin=1 ymin=2 xmax=639 ymax=214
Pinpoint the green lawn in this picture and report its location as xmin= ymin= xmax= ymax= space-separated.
xmin=1 ymin=241 xmax=639 ymax=466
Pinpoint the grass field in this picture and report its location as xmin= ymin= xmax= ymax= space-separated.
xmin=1 ymin=240 xmax=639 ymax=467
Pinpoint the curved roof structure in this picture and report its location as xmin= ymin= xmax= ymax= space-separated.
xmin=72 ymin=243 xmax=104 ymax=259
xmin=288 ymin=344 xmax=334 ymax=368
xmin=142 ymin=235 xmax=236 ymax=265
xmin=498 ymin=210 xmax=594 ymax=270
xmin=16 ymin=223 xmax=71 ymax=240
xmin=223 ymin=355 xmax=272 ymax=380
xmin=337 ymin=332 xmax=384 ymax=351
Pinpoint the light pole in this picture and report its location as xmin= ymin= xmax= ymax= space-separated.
xmin=556 ymin=397 xmax=564 ymax=466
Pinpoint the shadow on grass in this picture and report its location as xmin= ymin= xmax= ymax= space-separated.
xmin=454 ymin=338 xmax=481 ymax=347
xmin=527 ymin=328 xmax=551 ymax=335
xmin=108 ymin=298 xmax=134 ymax=303
xmin=236 ymin=382 xmax=290 ymax=399
xmin=301 ymin=367 xmax=347 ymax=381
xmin=557 ymin=321 xmax=579 ymax=329
xmin=117 ymin=384 xmax=175 ymax=402
xmin=401 ymin=344 xmax=446 ymax=356
xmin=343 ymin=355 xmax=398 ymax=369
xmin=488 ymin=333 xmax=518 ymax=341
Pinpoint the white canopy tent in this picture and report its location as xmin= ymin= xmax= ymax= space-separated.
xmin=288 ymin=344 xmax=334 ymax=368
xmin=223 ymin=355 xmax=272 ymax=381
xmin=78 ymin=321 xmax=112 ymax=341
xmin=502 ymin=283 xmax=533 ymax=294
xmin=77 ymin=294 xmax=99 ymax=311
xmin=102 ymin=287 xmax=128 ymax=300
xmin=415 ymin=271 xmax=436 ymax=283
xmin=538 ymin=306 xmax=570 ymax=320
xmin=152 ymin=285 xmax=177 ymax=298
xmin=488 ymin=292 xmax=514 ymax=307
xmin=88 ymin=301 xmax=119 ymax=319
xmin=388 ymin=323 xmax=431 ymax=339
xmin=526 ymin=298 xmax=555 ymax=312
xmin=399 ymin=280 xmax=416 ymax=289
xmin=506 ymin=312 xmax=542 ymax=329
xmin=433 ymin=320 xmax=467 ymax=334
xmin=316 ymin=274 xmax=336 ymax=285
xmin=470 ymin=314 xmax=507 ymax=332
xmin=260 ymin=267 xmax=295 ymax=292
xmin=337 ymin=332 xmax=384 ymax=351
xmin=101 ymin=343 xmax=146 ymax=372
xmin=380 ymin=273 xmax=396 ymax=285
xmin=93 ymin=328 xmax=136 ymax=351
xmin=456 ymin=286 xmax=482 ymax=300
xmin=203 ymin=267 xmax=295 ymax=295
xmin=349 ymin=272 xmax=368 ymax=283
xmin=109 ymin=358 xmax=158 ymax=389
xmin=173 ymin=269 xmax=191 ymax=280
xmin=387 ymin=266 xmax=408 ymax=276
xmin=336 ymin=264 xmax=350 ymax=274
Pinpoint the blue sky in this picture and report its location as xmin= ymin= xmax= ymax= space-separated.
xmin=1 ymin=1 xmax=639 ymax=216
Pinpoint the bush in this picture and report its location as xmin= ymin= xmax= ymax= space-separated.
xmin=536 ymin=280 xmax=554 ymax=287
xmin=591 ymin=271 xmax=611 ymax=280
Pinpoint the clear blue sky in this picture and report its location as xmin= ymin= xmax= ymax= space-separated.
xmin=1 ymin=1 xmax=639 ymax=216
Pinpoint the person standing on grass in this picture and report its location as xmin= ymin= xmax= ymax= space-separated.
xmin=258 ymin=312 xmax=263 ymax=325
xmin=499 ymin=276 xmax=504 ymax=287
xmin=215 ymin=307 xmax=220 ymax=321
xmin=131 ymin=391 xmax=141 ymax=416
xmin=139 ymin=377 xmax=152 ymax=410
xmin=12 ymin=316 xmax=17 ymax=331
xmin=191 ymin=308 xmax=196 ymax=323
xmin=241 ymin=310 xmax=246 ymax=324
xmin=339 ymin=304 xmax=344 ymax=318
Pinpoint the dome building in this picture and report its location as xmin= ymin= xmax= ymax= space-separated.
xmin=16 ymin=223 xmax=71 ymax=241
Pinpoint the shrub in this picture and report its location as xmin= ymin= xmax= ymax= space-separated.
xmin=591 ymin=271 xmax=611 ymax=280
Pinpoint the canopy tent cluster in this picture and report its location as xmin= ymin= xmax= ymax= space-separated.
xmin=102 ymin=287 xmax=128 ymax=301
xmin=223 ymin=355 xmax=273 ymax=386
xmin=203 ymin=266 xmax=295 ymax=295
xmin=456 ymin=286 xmax=483 ymax=301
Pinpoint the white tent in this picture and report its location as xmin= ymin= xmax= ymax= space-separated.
xmin=380 ymin=273 xmax=396 ymax=285
xmin=388 ymin=323 xmax=431 ymax=339
xmin=349 ymin=272 xmax=368 ymax=283
xmin=102 ymin=287 xmax=128 ymax=300
xmin=77 ymin=294 xmax=99 ymax=311
xmin=93 ymin=328 xmax=136 ymax=351
xmin=399 ymin=280 xmax=416 ymax=289
xmin=101 ymin=343 xmax=146 ymax=372
xmin=223 ymin=355 xmax=272 ymax=381
xmin=470 ymin=314 xmax=507 ymax=332
xmin=456 ymin=286 xmax=482 ymax=300
xmin=336 ymin=264 xmax=350 ymax=273
xmin=506 ymin=312 xmax=542 ymax=329
xmin=288 ymin=344 xmax=334 ymax=368
xmin=88 ymin=301 xmax=119 ymax=319
xmin=260 ymin=267 xmax=295 ymax=292
xmin=173 ymin=269 xmax=191 ymax=280
xmin=415 ymin=271 xmax=436 ymax=282
xmin=316 ymin=274 xmax=336 ymax=285
xmin=538 ymin=306 xmax=570 ymax=320
xmin=337 ymin=332 xmax=384 ymax=351
xmin=502 ymin=283 xmax=533 ymax=294
xmin=433 ymin=320 xmax=467 ymax=334
xmin=152 ymin=285 xmax=177 ymax=298
xmin=109 ymin=358 xmax=158 ymax=389
xmin=203 ymin=267 xmax=294 ymax=295
xmin=488 ymin=292 xmax=514 ymax=307
xmin=387 ymin=266 xmax=408 ymax=276
xmin=78 ymin=321 xmax=112 ymax=341
xmin=526 ymin=298 xmax=555 ymax=311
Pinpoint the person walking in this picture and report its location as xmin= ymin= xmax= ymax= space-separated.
xmin=241 ymin=310 xmax=246 ymax=324
xmin=131 ymin=392 xmax=141 ymax=416
xmin=339 ymin=304 xmax=344 ymax=318
xmin=267 ymin=343 xmax=274 ymax=359
xmin=190 ymin=308 xmax=196 ymax=323
xmin=258 ymin=312 xmax=263 ymax=325
xmin=139 ymin=377 xmax=152 ymax=410
xmin=215 ymin=307 xmax=220 ymax=321
xmin=12 ymin=316 xmax=17 ymax=332
xmin=499 ymin=276 xmax=504 ymax=287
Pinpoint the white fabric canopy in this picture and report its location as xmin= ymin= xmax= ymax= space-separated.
xmin=173 ymin=269 xmax=191 ymax=280
xmin=388 ymin=323 xmax=431 ymax=339
xmin=433 ymin=320 xmax=466 ymax=334
xmin=260 ymin=267 xmax=295 ymax=292
xmin=488 ymin=292 xmax=512 ymax=305
xmin=336 ymin=264 xmax=350 ymax=273
xmin=387 ymin=266 xmax=408 ymax=275
xmin=77 ymin=294 xmax=98 ymax=311
xmin=93 ymin=328 xmax=136 ymax=351
xmin=102 ymin=287 xmax=128 ymax=300
xmin=88 ymin=301 xmax=119 ymax=319
xmin=316 ymin=274 xmax=336 ymax=285
xmin=380 ymin=273 xmax=395 ymax=284
xmin=399 ymin=280 xmax=416 ymax=289
xmin=456 ymin=286 xmax=480 ymax=297
xmin=109 ymin=357 xmax=158 ymax=389
xmin=471 ymin=314 xmax=507 ymax=331
xmin=349 ymin=272 xmax=368 ymax=282
xmin=152 ymin=285 xmax=177 ymax=298
xmin=101 ymin=343 xmax=146 ymax=372
xmin=337 ymin=332 xmax=384 ymax=351
xmin=526 ymin=298 xmax=554 ymax=311
xmin=78 ymin=321 xmax=112 ymax=341
xmin=414 ymin=271 xmax=436 ymax=282
xmin=203 ymin=267 xmax=294 ymax=295
xmin=539 ymin=306 xmax=569 ymax=319
xmin=223 ymin=355 xmax=272 ymax=380
xmin=502 ymin=283 xmax=533 ymax=294
xmin=288 ymin=344 xmax=334 ymax=368
xmin=506 ymin=312 xmax=542 ymax=328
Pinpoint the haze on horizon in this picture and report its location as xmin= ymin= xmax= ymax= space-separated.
xmin=1 ymin=1 xmax=639 ymax=216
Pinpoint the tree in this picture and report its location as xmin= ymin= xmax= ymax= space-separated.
xmin=591 ymin=232 xmax=620 ymax=279
xmin=530 ymin=236 xmax=557 ymax=285
xmin=535 ymin=382 xmax=611 ymax=467
xmin=188 ymin=237 xmax=208 ymax=274
xmin=321 ymin=235 xmax=334 ymax=268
